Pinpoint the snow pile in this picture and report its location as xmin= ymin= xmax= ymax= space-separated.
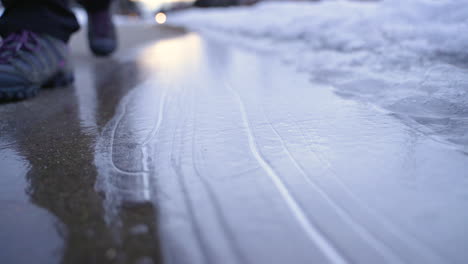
xmin=168 ymin=0 xmax=468 ymax=151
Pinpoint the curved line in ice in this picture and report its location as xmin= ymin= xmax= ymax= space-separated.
xmin=265 ymin=113 xmax=404 ymax=263
xmin=224 ymin=80 xmax=348 ymax=264
xmin=169 ymin=98 xmax=212 ymax=264
xmin=189 ymin=86 xmax=251 ymax=264
xmin=108 ymin=88 xmax=150 ymax=175
xmin=286 ymin=112 xmax=447 ymax=263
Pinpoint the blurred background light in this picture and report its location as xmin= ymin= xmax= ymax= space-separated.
xmin=155 ymin=12 xmax=167 ymax=24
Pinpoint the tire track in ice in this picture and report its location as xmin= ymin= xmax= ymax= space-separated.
xmin=285 ymin=111 xmax=447 ymax=264
xmin=168 ymin=82 xmax=212 ymax=264
xmin=222 ymin=80 xmax=348 ymax=264
xmin=139 ymin=85 xmax=169 ymax=200
xmin=167 ymin=77 xmax=247 ymax=264
xmin=108 ymin=88 xmax=149 ymax=175
xmin=189 ymin=83 xmax=250 ymax=264
xmin=261 ymin=110 xmax=404 ymax=263
xmin=107 ymin=80 xmax=169 ymax=200
xmin=95 ymin=83 xmax=154 ymax=222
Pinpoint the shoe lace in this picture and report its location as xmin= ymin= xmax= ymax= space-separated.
xmin=0 ymin=31 xmax=40 ymax=64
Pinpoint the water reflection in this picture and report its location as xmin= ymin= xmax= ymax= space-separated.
xmin=94 ymin=33 xmax=204 ymax=211
xmin=0 ymin=28 xmax=187 ymax=263
xmin=0 ymin=147 xmax=63 ymax=264
xmin=137 ymin=33 xmax=203 ymax=83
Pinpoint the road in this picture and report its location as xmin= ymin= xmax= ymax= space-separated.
xmin=1 ymin=25 xmax=468 ymax=264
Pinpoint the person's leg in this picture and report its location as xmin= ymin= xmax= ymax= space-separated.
xmin=77 ymin=0 xmax=113 ymax=12
xmin=0 ymin=0 xmax=77 ymax=101
xmin=0 ymin=0 xmax=80 ymax=43
xmin=78 ymin=0 xmax=117 ymax=56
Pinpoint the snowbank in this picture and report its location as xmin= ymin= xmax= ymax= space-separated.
xmin=168 ymin=0 xmax=468 ymax=151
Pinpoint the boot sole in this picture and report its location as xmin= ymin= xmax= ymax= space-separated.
xmin=0 ymin=71 xmax=74 ymax=102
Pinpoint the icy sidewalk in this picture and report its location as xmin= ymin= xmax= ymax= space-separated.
xmin=94 ymin=32 xmax=468 ymax=264
xmin=168 ymin=0 xmax=468 ymax=152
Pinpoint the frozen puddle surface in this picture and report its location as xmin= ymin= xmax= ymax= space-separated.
xmin=95 ymin=33 xmax=468 ymax=264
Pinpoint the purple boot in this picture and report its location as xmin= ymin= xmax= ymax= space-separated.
xmin=0 ymin=31 xmax=73 ymax=101
xmin=79 ymin=0 xmax=117 ymax=57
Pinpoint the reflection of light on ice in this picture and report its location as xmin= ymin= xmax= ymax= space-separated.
xmin=155 ymin=12 xmax=167 ymax=24
xmin=137 ymin=33 xmax=203 ymax=84
xmin=95 ymin=33 xmax=204 ymax=212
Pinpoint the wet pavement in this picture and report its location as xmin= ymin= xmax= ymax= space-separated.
xmin=0 ymin=25 xmax=183 ymax=264
xmin=1 ymin=25 xmax=468 ymax=264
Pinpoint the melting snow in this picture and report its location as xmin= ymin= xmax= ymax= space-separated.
xmin=168 ymin=0 xmax=468 ymax=152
